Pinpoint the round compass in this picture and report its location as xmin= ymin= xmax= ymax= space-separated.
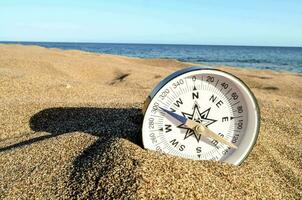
xmin=142 ymin=66 xmax=260 ymax=165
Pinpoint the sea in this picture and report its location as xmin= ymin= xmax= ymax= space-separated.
xmin=1 ymin=42 xmax=302 ymax=73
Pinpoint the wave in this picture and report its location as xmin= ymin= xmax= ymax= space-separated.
xmin=178 ymin=57 xmax=286 ymax=65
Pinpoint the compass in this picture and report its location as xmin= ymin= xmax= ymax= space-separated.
xmin=142 ymin=66 xmax=260 ymax=165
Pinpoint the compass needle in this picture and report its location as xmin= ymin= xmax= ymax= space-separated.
xmin=143 ymin=66 xmax=260 ymax=165
xmin=159 ymin=107 xmax=187 ymax=125
xmin=160 ymin=107 xmax=238 ymax=149
xmin=195 ymin=124 xmax=238 ymax=149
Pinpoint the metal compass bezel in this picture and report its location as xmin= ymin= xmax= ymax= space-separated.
xmin=142 ymin=66 xmax=260 ymax=165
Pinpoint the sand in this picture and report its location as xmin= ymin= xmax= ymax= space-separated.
xmin=0 ymin=44 xmax=301 ymax=199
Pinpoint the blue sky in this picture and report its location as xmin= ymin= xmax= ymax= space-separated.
xmin=1 ymin=0 xmax=302 ymax=46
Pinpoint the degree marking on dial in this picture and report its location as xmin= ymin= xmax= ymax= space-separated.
xmin=169 ymin=86 xmax=177 ymax=98
xmin=225 ymin=88 xmax=232 ymax=95
xmin=179 ymin=86 xmax=183 ymax=95
xmin=206 ymin=80 xmax=211 ymax=92
xmin=158 ymin=110 xmax=166 ymax=116
xmin=176 ymin=86 xmax=181 ymax=97
xmin=149 ymin=129 xmax=162 ymax=132
xmin=166 ymin=142 xmax=178 ymax=155
xmin=211 ymin=146 xmax=223 ymax=156
xmin=199 ymin=76 xmax=202 ymax=91
xmin=231 ymin=101 xmax=240 ymax=106
xmin=179 ymin=83 xmax=185 ymax=95
xmin=231 ymin=116 xmax=243 ymax=119
xmin=167 ymin=92 xmax=176 ymax=105
xmin=185 ymin=78 xmax=190 ymax=93
xmin=151 ymin=114 xmax=161 ymax=118
xmin=228 ymin=96 xmax=233 ymax=101
xmin=209 ymin=151 xmax=214 ymax=159
xmin=223 ymin=133 xmax=233 ymax=140
xmin=232 ymin=106 xmax=242 ymax=112
xmin=209 ymin=81 xmax=215 ymax=93
xmin=158 ymin=100 xmax=168 ymax=107
xmin=166 ymin=97 xmax=172 ymax=105
xmin=213 ymin=79 xmax=219 ymax=91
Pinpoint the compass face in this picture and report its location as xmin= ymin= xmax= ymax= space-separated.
xmin=142 ymin=66 xmax=260 ymax=165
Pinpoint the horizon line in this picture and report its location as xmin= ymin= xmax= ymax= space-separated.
xmin=0 ymin=40 xmax=301 ymax=48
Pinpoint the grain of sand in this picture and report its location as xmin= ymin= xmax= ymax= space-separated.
xmin=0 ymin=44 xmax=301 ymax=199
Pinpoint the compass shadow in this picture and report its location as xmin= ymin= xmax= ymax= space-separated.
xmin=0 ymin=107 xmax=143 ymax=197
xmin=0 ymin=107 xmax=143 ymax=152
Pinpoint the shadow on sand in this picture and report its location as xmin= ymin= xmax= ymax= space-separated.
xmin=0 ymin=107 xmax=143 ymax=198
xmin=0 ymin=107 xmax=143 ymax=152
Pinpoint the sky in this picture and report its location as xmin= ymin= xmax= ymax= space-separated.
xmin=1 ymin=0 xmax=302 ymax=46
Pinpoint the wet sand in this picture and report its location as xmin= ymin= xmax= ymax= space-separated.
xmin=0 ymin=44 xmax=301 ymax=199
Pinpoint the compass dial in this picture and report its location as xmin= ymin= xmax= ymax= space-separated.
xmin=142 ymin=66 xmax=260 ymax=165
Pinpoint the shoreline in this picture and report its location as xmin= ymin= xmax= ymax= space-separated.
xmin=1 ymin=42 xmax=301 ymax=74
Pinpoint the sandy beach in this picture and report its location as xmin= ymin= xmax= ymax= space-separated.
xmin=0 ymin=44 xmax=301 ymax=199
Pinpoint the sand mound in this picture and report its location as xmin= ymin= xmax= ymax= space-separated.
xmin=0 ymin=44 xmax=301 ymax=199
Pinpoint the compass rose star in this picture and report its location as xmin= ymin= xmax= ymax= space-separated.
xmin=178 ymin=104 xmax=217 ymax=142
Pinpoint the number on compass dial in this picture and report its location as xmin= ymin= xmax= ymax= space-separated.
xmin=142 ymin=67 xmax=260 ymax=165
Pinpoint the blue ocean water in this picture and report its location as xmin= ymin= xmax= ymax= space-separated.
xmin=1 ymin=42 xmax=302 ymax=73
